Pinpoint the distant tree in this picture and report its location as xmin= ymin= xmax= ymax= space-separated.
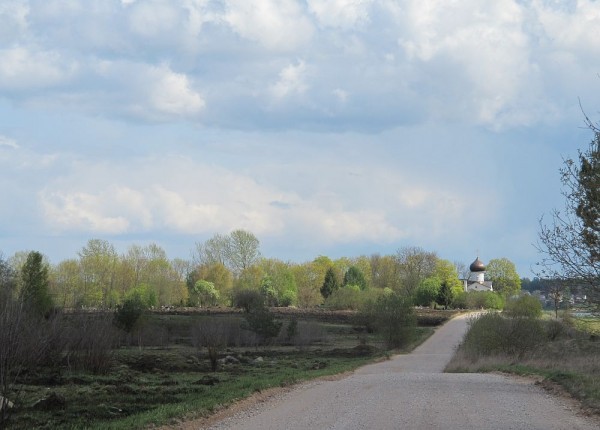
xmin=292 ymin=262 xmax=323 ymax=307
xmin=362 ymin=292 xmax=416 ymax=348
xmin=226 ymin=230 xmax=261 ymax=275
xmin=192 ymin=280 xmax=220 ymax=307
xmin=343 ymin=266 xmax=367 ymax=290
xmin=370 ymin=254 xmax=400 ymax=290
xmin=537 ymin=120 xmax=600 ymax=312
xmin=395 ymin=246 xmax=437 ymax=295
xmin=196 ymin=262 xmax=233 ymax=304
xmin=114 ymin=294 xmax=145 ymax=334
xmin=486 ymin=258 xmax=521 ymax=297
xmin=320 ymin=267 xmax=340 ymax=298
xmin=19 ymin=251 xmax=53 ymax=317
xmin=437 ymin=281 xmax=454 ymax=309
xmin=414 ymin=277 xmax=441 ymax=307
xmin=194 ymin=233 xmax=230 ymax=267
xmin=78 ymin=239 xmax=118 ymax=307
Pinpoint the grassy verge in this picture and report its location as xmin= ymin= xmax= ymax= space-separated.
xmin=5 ymin=312 xmax=439 ymax=429
xmin=446 ymin=313 xmax=600 ymax=414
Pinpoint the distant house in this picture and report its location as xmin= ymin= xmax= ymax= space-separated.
xmin=463 ymin=257 xmax=493 ymax=292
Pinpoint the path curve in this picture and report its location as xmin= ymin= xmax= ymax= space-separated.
xmin=206 ymin=314 xmax=597 ymax=430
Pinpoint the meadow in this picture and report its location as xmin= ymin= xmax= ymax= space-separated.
xmin=2 ymin=308 xmax=453 ymax=429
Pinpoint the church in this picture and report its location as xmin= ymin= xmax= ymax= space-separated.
xmin=463 ymin=257 xmax=493 ymax=292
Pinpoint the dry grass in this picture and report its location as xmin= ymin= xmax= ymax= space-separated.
xmin=446 ymin=314 xmax=600 ymax=414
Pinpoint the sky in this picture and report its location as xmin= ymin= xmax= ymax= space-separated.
xmin=1 ymin=0 xmax=600 ymax=278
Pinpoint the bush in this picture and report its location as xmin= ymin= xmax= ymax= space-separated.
xmin=64 ymin=313 xmax=117 ymax=374
xmin=324 ymin=285 xmax=363 ymax=310
xmin=360 ymin=292 xmax=416 ymax=349
xmin=414 ymin=279 xmax=440 ymax=307
xmin=114 ymin=296 xmax=146 ymax=333
xmin=461 ymin=312 xmax=544 ymax=358
xmin=232 ymin=289 xmax=264 ymax=312
xmin=504 ymin=295 xmax=542 ymax=318
xmin=453 ymin=291 xmax=504 ymax=310
xmin=243 ymin=306 xmax=282 ymax=345
xmin=191 ymin=318 xmax=229 ymax=371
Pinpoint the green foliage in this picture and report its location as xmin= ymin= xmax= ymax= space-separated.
xmin=453 ymin=291 xmax=504 ymax=310
xmin=486 ymin=257 xmax=521 ymax=297
xmin=192 ymin=280 xmax=220 ymax=307
xmin=320 ymin=267 xmax=340 ymax=298
xmin=324 ymin=285 xmax=363 ymax=310
xmin=414 ymin=277 xmax=441 ymax=307
xmin=504 ymin=295 xmax=542 ymax=318
xmin=232 ymin=288 xmax=264 ymax=312
xmin=114 ymin=295 xmax=146 ymax=333
xmin=343 ymin=266 xmax=367 ymax=290
xmin=125 ymin=283 xmax=157 ymax=308
xmin=19 ymin=251 xmax=53 ymax=317
xmin=243 ymin=306 xmax=282 ymax=344
xmin=437 ymin=281 xmax=454 ymax=309
xmin=260 ymin=275 xmax=278 ymax=306
xmin=361 ymin=292 xmax=416 ymax=349
xmin=461 ymin=313 xmax=544 ymax=358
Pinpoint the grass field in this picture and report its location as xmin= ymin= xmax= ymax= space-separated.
xmin=3 ymin=309 xmax=446 ymax=429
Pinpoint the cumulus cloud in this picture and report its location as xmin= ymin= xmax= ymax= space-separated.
xmin=223 ymin=0 xmax=314 ymax=50
xmin=0 ymin=0 xmax=598 ymax=131
xmin=0 ymin=45 xmax=77 ymax=91
xmin=269 ymin=60 xmax=309 ymax=99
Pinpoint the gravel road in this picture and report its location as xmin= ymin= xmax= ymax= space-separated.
xmin=207 ymin=314 xmax=598 ymax=430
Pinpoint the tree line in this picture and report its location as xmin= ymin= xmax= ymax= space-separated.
xmin=0 ymin=230 xmax=522 ymax=312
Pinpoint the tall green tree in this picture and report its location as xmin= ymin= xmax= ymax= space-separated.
xmin=343 ymin=265 xmax=368 ymax=290
xmin=486 ymin=258 xmax=521 ymax=297
xmin=537 ymin=121 xmax=599 ymax=311
xmin=19 ymin=251 xmax=53 ymax=317
xmin=320 ymin=267 xmax=340 ymax=298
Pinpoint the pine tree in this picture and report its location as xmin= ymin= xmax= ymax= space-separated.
xmin=320 ymin=267 xmax=339 ymax=298
xmin=20 ymin=251 xmax=53 ymax=317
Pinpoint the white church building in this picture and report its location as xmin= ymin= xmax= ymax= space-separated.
xmin=463 ymin=257 xmax=493 ymax=292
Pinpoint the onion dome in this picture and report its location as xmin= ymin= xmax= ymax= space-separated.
xmin=469 ymin=257 xmax=486 ymax=272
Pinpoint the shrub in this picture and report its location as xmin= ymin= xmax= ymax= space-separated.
xmin=504 ymin=295 xmax=542 ymax=318
xmin=192 ymin=280 xmax=220 ymax=307
xmin=232 ymin=289 xmax=264 ymax=312
xmin=191 ymin=318 xmax=229 ymax=371
xmin=114 ymin=295 xmax=146 ymax=333
xmin=453 ymin=291 xmax=504 ymax=310
xmin=64 ymin=313 xmax=117 ymax=374
xmin=361 ymin=292 xmax=416 ymax=349
xmin=461 ymin=312 xmax=544 ymax=358
xmin=324 ymin=285 xmax=363 ymax=310
xmin=243 ymin=306 xmax=282 ymax=345
xmin=414 ymin=278 xmax=440 ymax=307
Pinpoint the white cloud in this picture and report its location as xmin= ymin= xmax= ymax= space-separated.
xmin=224 ymin=0 xmax=314 ymax=50
xmin=0 ymin=136 xmax=19 ymax=149
xmin=269 ymin=60 xmax=309 ymax=99
xmin=0 ymin=45 xmax=77 ymax=91
xmin=307 ymin=0 xmax=373 ymax=29
xmin=0 ymin=1 xmax=29 ymax=42
xmin=41 ymin=190 xmax=132 ymax=234
xmin=90 ymin=60 xmax=205 ymax=120
xmin=147 ymin=66 xmax=205 ymax=116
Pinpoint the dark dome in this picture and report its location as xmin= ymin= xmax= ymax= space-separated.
xmin=469 ymin=257 xmax=486 ymax=272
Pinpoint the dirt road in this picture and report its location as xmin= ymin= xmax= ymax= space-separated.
xmin=207 ymin=314 xmax=598 ymax=430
